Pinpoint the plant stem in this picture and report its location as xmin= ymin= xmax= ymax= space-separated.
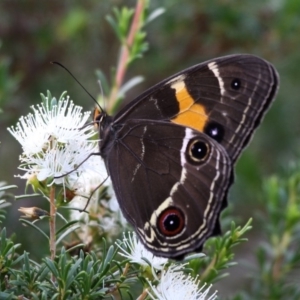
xmin=49 ymin=185 xmax=56 ymax=263
xmin=200 ymin=254 xmax=217 ymax=282
xmin=107 ymin=0 xmax=145 ymax=113
xmin=137 ymin=289 xmax=149 ymax=300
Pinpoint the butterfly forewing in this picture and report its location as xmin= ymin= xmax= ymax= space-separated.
xmin=113 ymin=54 xmax=279 ymax=162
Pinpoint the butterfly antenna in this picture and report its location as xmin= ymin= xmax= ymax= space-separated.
xmin=51 ymin=61 xmax=103 ymax=112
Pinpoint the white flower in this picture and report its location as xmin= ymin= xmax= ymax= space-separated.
xmin=23 ymin=140 xmax=97 ymax=185
xmin=68 ymin=157 xmax=109 ymax=218
xmin=117 ymin=232 xmax=167 ymax=270
xmin=99 ymin=184 xmax=127 ymax=227
xmin=8 ymin=95 xmax=99 ymax=186
xmin=148 ymin=264 xmax=218 ymax=300
xmin=9 ymin=97 xmax=94 ymax=155
xmin=68 ymin=155 xmax=122 ymax=217
xmin=68 ymin=156 xmax=127 ymax=240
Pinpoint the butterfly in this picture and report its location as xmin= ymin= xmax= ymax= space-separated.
xmin=94 ymin=54 xmax=279 ymax=259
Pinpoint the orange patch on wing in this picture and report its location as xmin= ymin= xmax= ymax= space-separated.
xmin=171 ymin=81 xmax=208 ymax=132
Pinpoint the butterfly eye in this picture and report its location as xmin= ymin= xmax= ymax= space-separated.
xmin=231 ymin=78 xmax=241 ymax=90
xmin=157 ymin=207 xmax=185 ymax=237
xmin=187 ymin=139 xmax=210 ymax=163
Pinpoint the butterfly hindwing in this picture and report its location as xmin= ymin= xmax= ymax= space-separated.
xmin=105 ymin=120 xmax=232 ymax=258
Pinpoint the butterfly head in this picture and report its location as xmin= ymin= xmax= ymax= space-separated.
xmin=93 ymin=107 xmax=104 ymax=129
xmin=93 ymin=107 xmax=115 ymax=159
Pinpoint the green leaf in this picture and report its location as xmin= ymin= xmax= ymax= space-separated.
xmin=19 ymin=219 xmax=49 ymax=240
xmin=145 ymin=7 xmax=165 ymax=25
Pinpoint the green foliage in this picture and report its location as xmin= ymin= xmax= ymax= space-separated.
xmin=0 ymin=228 xmax=21 ymax=292
xmin=239 ymin=167 xmax=300 ymax=299
xmin=0 ymin=54 xmax=21 ymax=114
xmin=57 ymin=9 xmax=89 ymax=41
xmin=0 ymin=183 xmax=16 ymax=224
xmin=106 ymin=7 xmax=135 ymax=44
xmin=0 ymin=218 xmax=250 ymax=298
xmin=189 ymin=219 xmax=253 ymax=284
xmin=0 ymin=233 xmax=123 ymax=299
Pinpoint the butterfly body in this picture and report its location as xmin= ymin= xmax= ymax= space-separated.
xmin=97 ymin=54 xmax=279 ymax=259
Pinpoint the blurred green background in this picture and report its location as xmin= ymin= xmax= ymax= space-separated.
xmin=1 ymin=0 xmax=300 ymax=297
